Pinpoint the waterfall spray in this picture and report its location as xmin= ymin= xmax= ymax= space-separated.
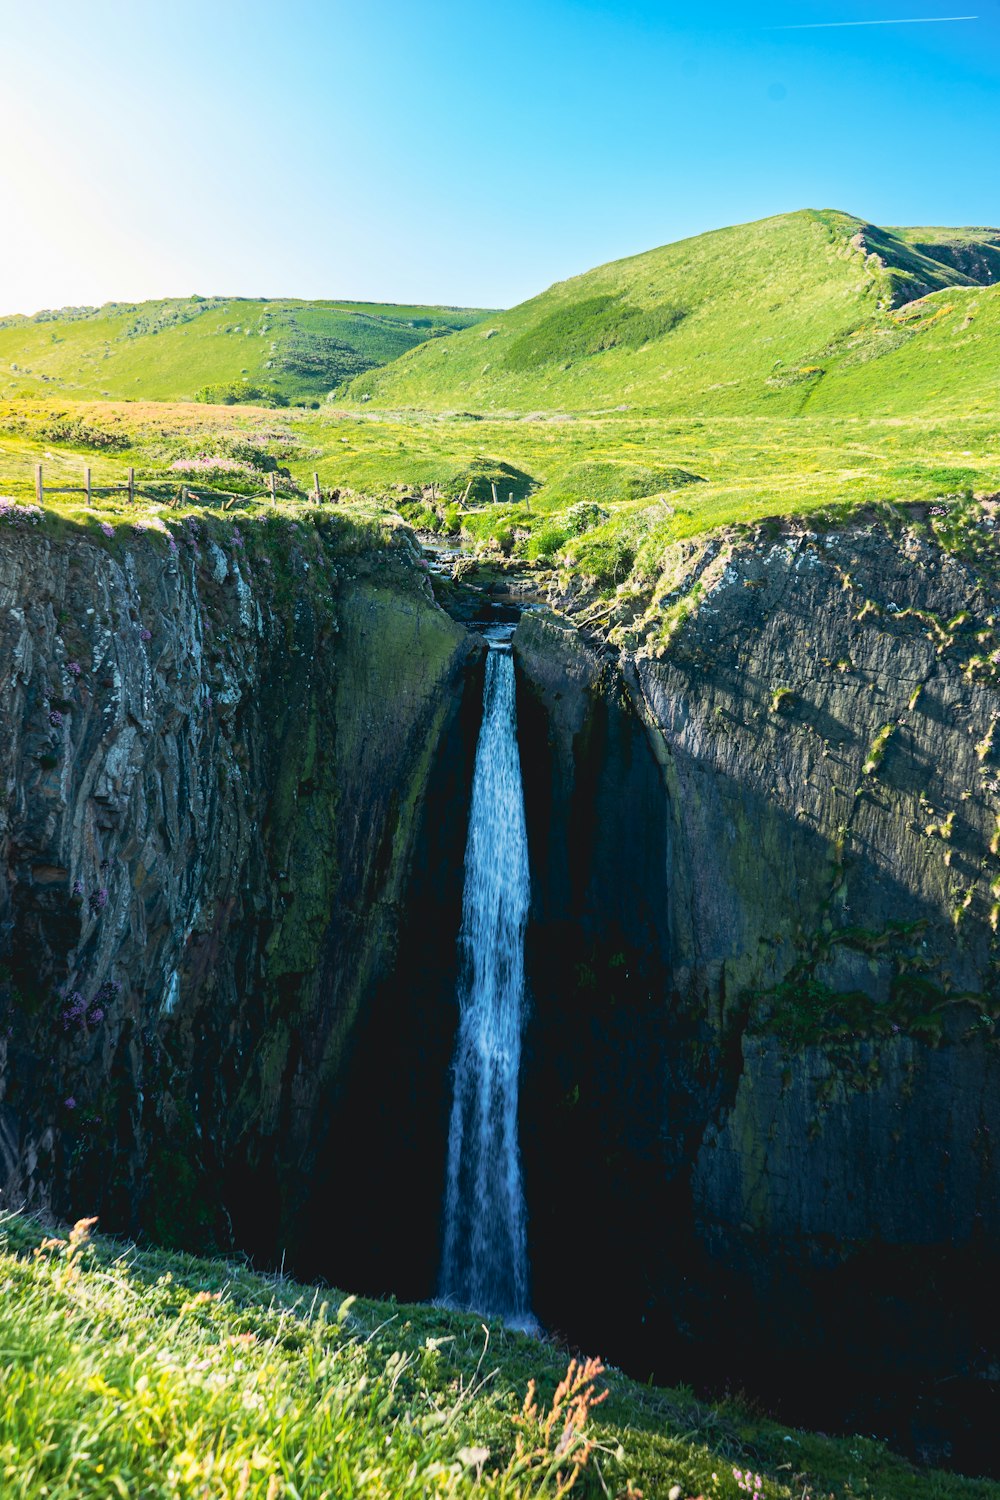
xmin=439 ymin=629 xmax=533 ymax=1326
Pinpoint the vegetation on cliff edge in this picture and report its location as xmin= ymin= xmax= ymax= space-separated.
xmin=1 ymin=1214 xmax=996 ymax=1500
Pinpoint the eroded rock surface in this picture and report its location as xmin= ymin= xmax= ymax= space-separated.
xmin=514 ymin=510 xmax=1000 ymax=1464
xmin=0 ymin=513 xmax=475 ymax=1248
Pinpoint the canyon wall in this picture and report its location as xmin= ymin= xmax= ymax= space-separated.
xmin=0 ymin=510 xmax=476 ymax=1251
xmin=513 ymin=506 xmax=1000 ymax=1466
xmin=3 ymin=499 xmax=999 ymax=1464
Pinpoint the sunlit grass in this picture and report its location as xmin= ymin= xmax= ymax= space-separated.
xmin=1 ymin=398 xmax=996 ymax=598
xmin=0 ymin=1214 xmax=994 ymax=1500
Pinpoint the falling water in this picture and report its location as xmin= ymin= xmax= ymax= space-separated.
xmin=439 ymin=627 xmax=533 ymax=1326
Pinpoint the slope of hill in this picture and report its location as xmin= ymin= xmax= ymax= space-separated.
xmin=344 ymin=209 xmax=1000 ymax=417
xmin=1 ymin=1214 xmax=995 ymax=1500
xmin=0 ymin=296 xmax=493 ymax=405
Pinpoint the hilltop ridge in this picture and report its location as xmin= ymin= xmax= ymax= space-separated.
xmin=0 ymin=295 xmax=493 ymax=405
xmin=344 ymin=208 xmax=1000 ymax=416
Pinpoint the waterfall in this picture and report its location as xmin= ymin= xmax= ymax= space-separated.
xmin=439 ymin=629 xmax=533 ymax=1327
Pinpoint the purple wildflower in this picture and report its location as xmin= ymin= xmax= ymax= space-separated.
xmin=48 ymin=709 xmax=64 ymax=728
xmin=86 ymin=1005 xmax=105 ymax=1027
xmin=0 ymin=499 xmax=42 ymax=526
xmin=170 ymin=455 xmax=256 ymax=478
xmin=100 ymin=522 xmax=114 ymax=539
xmin=66 ymin=661 xmax=81 ymax=678
xmin=88 ymin=887 xmax=109 ymax=915
xmin=61 ymin=992 xmax=87 ymax=1031
xmin=64 ymin=1097 xmax=77 ymax=1110
xmin=139 ymin=628 xmax=152 ymax=642
xmin=71 ymin=878 xmax=83 ymax=899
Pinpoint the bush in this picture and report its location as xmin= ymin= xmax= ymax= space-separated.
xmin=524 ymin=522 xmax=570 ymax=562
xmin=505 ymin=293 xmax=688 ymax=370
xmin=563 ymin=501 xmax=609 ymax=535
xmin=195 ymin=381 xmax=289 ymax=408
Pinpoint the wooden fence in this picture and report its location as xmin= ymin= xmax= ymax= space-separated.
xmin=34 ymin=464 xmax=330 ymax=511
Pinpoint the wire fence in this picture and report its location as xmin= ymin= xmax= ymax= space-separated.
xmin=34 ymin=463 xmax=331 ymax=511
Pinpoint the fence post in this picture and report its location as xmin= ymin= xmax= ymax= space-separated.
xmin=128 ymin=467 xmax=135 ymax=505
xmin=313 ymin=471 xmax=321 ymax=502
xmin=269 ymin=472 xmax=277 ymax=504
xmin=490 ymin=483 xmax=498 ymax=504
xmin=84 ymin=467 xmax=92 ymax=506
xmin=35 ymin=464 xmax=43 ymax=506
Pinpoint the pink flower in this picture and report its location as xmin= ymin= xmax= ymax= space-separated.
xmin=100 ymin=522 xmax=114 ymax=539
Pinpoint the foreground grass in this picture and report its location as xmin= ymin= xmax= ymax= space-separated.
xmin=0 ymin=1215 xmax=996 ymax=1499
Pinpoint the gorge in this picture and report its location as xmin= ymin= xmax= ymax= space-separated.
xmin=2 ymin=497 xmax=1000 ymax=1475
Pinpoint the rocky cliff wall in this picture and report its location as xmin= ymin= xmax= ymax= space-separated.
xmin=515 ymin=505 xmax=1000 ymax=1466
xmin=0 ymin=509 xmax=476 ymax=1252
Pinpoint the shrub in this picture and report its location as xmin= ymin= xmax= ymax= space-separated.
xmin=195 ymin=381 xmax=288 ymax=408
xmin=524 ymin=522 xmax=570 ymax=562
xmin=563 ymin=501 xmax=609 ymax=535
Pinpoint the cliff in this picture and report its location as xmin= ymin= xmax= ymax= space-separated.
xmin=513 ymin=503 xmax=1000 ymax=1467
xmin=0 ymin=507 xmax=476 ymax=1250
xmin=3 ymin=494 xmax=999 ymax=1466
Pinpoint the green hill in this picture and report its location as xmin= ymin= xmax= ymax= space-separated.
xmin=1 ymin=1213 xmax=994 ymax=1500
xmin=344 ymin=209 xmax=1000 ymax=417
xmin=0 ymin=296 xmax=493 ymax=406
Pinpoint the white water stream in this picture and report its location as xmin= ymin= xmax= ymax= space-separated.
xmin=439 ymin=628 xmax=534 ymax=1326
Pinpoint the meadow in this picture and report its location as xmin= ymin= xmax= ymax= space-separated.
xmin=1 ymin=395 xmax=995 ymax=594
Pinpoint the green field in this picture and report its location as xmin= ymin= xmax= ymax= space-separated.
xmin=0 ymin=1213 xmax=993 ymax=1500
xmin=0 ymin=297 xmax=493 ymax=406
xmin=1 ymin=397 xmax=995 ymax=579
xmin=1 ymin=209 xmax=997 ymax=606
xmin=344 ymin=210 xmax=1000 ymax=418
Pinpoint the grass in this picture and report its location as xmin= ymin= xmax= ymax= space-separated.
xmin=1 ymin=396 xmax=997 ymax=604
xmin=1 ymin=1213 xmax=996 ymax=1500
xmin=342 ymin=209 xmax=1000 ymax=419
xmin=2 ymin=209 xmax=997 ymax=594
xmin=0 ymin=297 xmax=493 ymax=406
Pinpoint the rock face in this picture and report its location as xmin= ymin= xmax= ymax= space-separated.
xmin=4 ymin=498 xmax=1000 ymax=1465
xmin=514 ymin=508 xmax=1000 ymax=1467
xmin=0 ymin=512 xmax=476 ymax=1251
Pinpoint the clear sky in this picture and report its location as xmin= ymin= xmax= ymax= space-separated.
xmin=1 ymin=0 xmax=998 ymax=315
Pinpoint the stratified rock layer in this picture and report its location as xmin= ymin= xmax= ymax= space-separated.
xmin=0 ymin=512 xmax=475 ymax=1248
xmin=514 ymin=508 xmax=1000 ymax=1464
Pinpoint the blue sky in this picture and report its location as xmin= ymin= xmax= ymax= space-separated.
xmin=1 ymin=0 xmax=997 ymax=313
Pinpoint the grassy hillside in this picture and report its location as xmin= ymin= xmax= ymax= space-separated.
xmin=344 ymin=209 xmax=1000 ymax=417
xmin=0 ymin=297 xmax=493 ymax=406
xmin=1 ymin=1213 xmax=995 ymax=1500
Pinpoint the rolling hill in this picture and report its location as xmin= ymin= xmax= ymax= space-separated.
xmin=0 ymin=296 xmax=493 ymax=405
xmin=344 ymin=209 xmax=1000 ymax=417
